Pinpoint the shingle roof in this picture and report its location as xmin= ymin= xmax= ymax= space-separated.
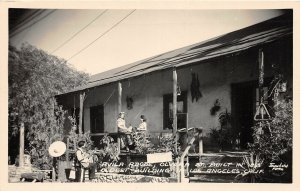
xmin=59 ymin=13 xmax=292 ymax=95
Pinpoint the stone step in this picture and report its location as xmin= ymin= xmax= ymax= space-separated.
xmin=93 ymin=172 xmax=171 ymax=183
xmin=186 ymin=151 xmax=247 ymax=182
xmin=189 ymin=174 xmax=237 ymax=183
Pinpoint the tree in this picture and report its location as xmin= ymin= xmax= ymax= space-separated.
xmin=8 ymin=43 xmax=89 ymax=169
xmin=248 ymin=98 xmax=292 ymax=182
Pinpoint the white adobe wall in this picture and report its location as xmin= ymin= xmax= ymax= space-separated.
xmin=83 ymin=52 xmax=261 ymax=136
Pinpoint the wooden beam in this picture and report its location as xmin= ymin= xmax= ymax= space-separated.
xmin=52 ymin=158 xmax=56 ymax=182
xmin=66 ymin=138 xmax=69 ymax=163
xmin=118 ymin=82 xmax=122 ymax=114
xmin=180 ymin=136 xmax=196 ymax=182
xmin=19 ymin=123 xmax=25 ymax=167
xmin=173 ymin=68 xmax=178 ymax=154
xmin=117 ymin=137 xmax=121 ymax=155
xmin=258 ymin=49 xmax=264 ymax=103
xmin=79 ymin=92 xmax=86 ymax=135
xmin=117 ymin=82 xmax=122 ymax=152
xmin=179 ymin=128 xmax=201 ymax=182
xmin=176 ymin=157 xmax=180 ymax=183
xmin=199 ymin=127 xmax=203 ymax=156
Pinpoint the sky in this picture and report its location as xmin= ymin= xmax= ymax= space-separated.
xmin=9 ymin=9 xmax=285 ymax=76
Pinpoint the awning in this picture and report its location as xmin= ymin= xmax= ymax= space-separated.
xmin=57 ymin=13 xmax=292 ymax=96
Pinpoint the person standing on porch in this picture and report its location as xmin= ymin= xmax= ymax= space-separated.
xmin=117 ymin=112 xmax=133 ymax=151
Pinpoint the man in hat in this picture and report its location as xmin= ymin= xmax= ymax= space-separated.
xmin=75 ymin=140 xmax=96 ymax=182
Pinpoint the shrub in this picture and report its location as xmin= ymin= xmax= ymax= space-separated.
xmin=248 ymin=98 xmax=292 ymax=182
xmin=249 ymin=99 xmax=292 ymax=162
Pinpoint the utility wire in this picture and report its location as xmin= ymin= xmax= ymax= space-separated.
xmin=51 ymin=10 xmax=108 ymax=54
xmin=10 ymin=10 xmax=56 ymax=38
xmin=10 ymin=10 xmax=108 ymax=78
xmin=10 ymin=10 xmax=43 ymax=32
xmin=67 ymin=9 xmax=136 ymax=61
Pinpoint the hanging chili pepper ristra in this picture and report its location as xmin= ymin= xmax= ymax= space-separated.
xmin=190 ymin=72 xmax=202 ymax=102
xmin=195 ymin=74 xmax=202 ymax=101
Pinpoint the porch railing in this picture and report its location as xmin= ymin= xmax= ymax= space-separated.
xmin=89 ymin=131 xmax=175 ymax=150
xmin=88 ymin=129 xmax=204 ymax=154
xmin=67 ymin=128 xmax=203 ymax=153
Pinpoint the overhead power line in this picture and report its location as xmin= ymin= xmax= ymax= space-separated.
xmin=11 ymin=10 xmax=108 ymax=68
xmin=10 ymin=10 xmax=56 ymax=38
xmin=51 ymin=10 xmax=108 ymax=54
xmin=10 ymin=10 xmax=44 ymax=32
xmin=67 ymin=9 xmax=136 ymax=61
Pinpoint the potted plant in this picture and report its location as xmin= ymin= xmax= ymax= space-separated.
xmin=209 ymin=109 xmax=237 ymax=151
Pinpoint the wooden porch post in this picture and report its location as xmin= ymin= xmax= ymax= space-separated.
xmin=19 ymin=122 xmax=25 ymax=167
xmin=79 ymin=92 xmax=86 ymax=135
xmin=199 ymin=127 xmax=203 ymax=156
xmin=117 ymin=82 xmax=122 ymax=153
xmin=118 ymin=82 xmax=122 ymax=114
xmin=173 ymin=67 xmax=178 ymax=154
xmin=66 ymin=138 xmax=70 ymax=163
xmin=52 ymin=158 xmax=56 ymax=182
xmin=258 ymin=49 xmax=265 ymax=121
xmin=258 ymin=48 xmax=264 ymax=104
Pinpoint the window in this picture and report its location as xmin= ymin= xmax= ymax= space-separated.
xmin=90 ymin=105 xmax=104 ymax=134
xmin=163 ymin=91 xmax=187 ymax=130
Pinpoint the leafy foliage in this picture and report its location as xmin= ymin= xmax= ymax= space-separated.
xmin=67 ymin=115 xmax=94 ymax=151
xmin=152 ymin=134 xmax=181 ymax=157
xmin=8 ymin=43 xmax=89 ymax=169
xmin=131 ymin=132 xmax=153 ymax=154
xmin=249 ymin=99 xmax=292 ymax=161
xmin=28 ymin=103 xmax=66 ymax=169
xmin=247 ymin=98 xmax=292 ymax=182
xmin=97 ymin=134 xmax=120 ymax=162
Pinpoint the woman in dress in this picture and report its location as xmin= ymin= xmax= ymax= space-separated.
xmin=137 ymin=115 xmax=147 ymax=132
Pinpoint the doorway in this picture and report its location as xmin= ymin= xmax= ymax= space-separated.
xmin=90 ymin=105 xmax=104 ymax=134
xmin=90 ymin=105 xmax=104 ymax=148
xmin=231 ymin=82 xmax=255 ymax=149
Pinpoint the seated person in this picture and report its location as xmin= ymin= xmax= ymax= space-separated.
xmin=133 ymin=115 xmax=148 ymax=144
xmin=117 ymin=112 xmax=133 ymax=151
xmin=117 ymin=112 xmax=132 ymax=133
xmin=137 ymin=115 xmax=147 ymax=131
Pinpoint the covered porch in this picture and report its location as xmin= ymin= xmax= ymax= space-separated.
xmin=54 ymin=13 xmax=292 ymax=183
